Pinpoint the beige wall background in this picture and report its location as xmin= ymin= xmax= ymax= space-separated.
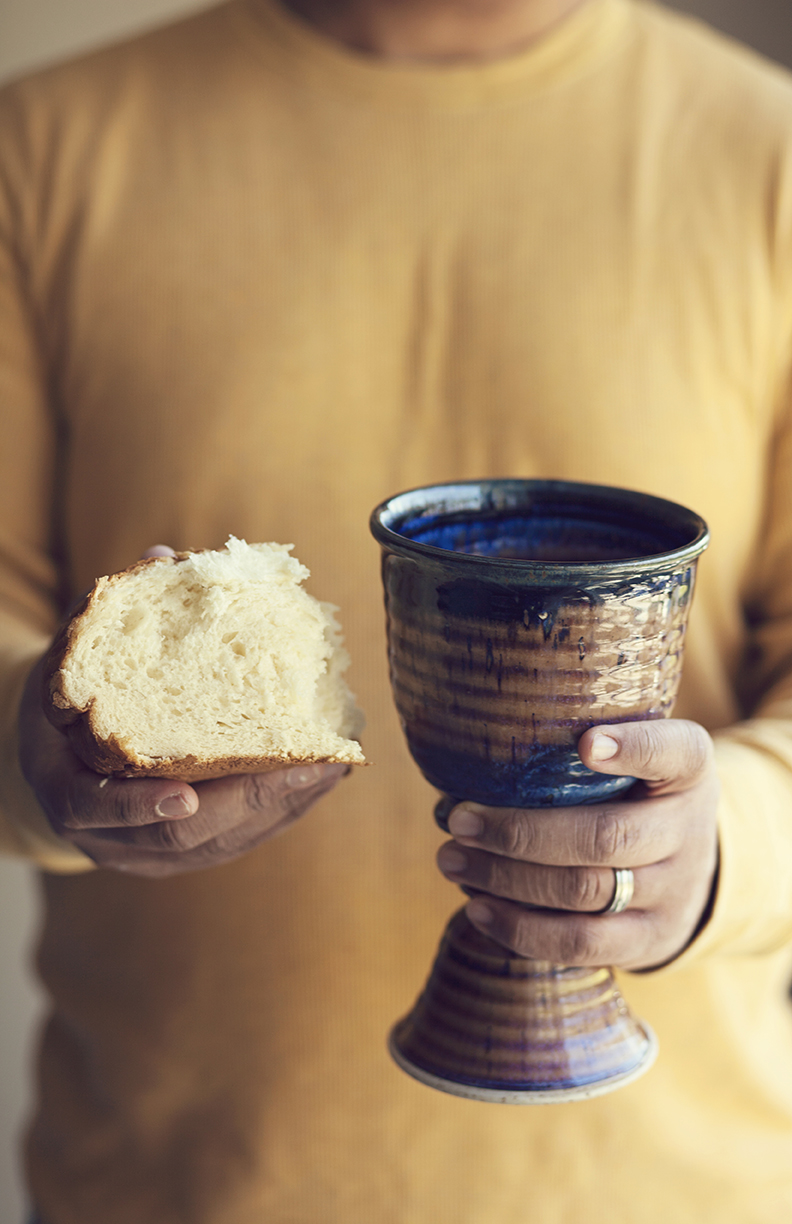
xmin=663 ymin=0 xmax=792 ymax=65
xmin=0 ymin=0 xmax=791 ymax=1219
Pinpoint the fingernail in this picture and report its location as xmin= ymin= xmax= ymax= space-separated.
xmin=143 ymin=545 xmax=177 ymax=558
xmin=448 ymin=807 xmax=484 ymax=838
xmin=437 ymin=846 xmax=468 ymax=875
xmin=590 ymin=734 xmax=619 ymax=762
xmin=286 ymin=765 xmax=323 ymax=788
xmin=155 ymin=793 xmax=192 ymax=818
xmin=286 ymin=763 xmax=348 ymax=788
xmin=467 ymin=898 xmax=494 ymax=926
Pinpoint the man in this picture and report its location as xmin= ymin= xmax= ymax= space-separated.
xmin=1 ymin=0 xmax=791 ymax=1219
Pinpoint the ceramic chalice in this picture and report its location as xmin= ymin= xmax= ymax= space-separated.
xmin=370 ymin=479 xmax=709 ymax=1103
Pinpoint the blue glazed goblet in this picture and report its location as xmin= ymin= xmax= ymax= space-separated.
xmin=370 ymin=479 xmax=709 ymax=1103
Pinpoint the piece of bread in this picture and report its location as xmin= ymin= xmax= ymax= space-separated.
xmin=44 ymin=537 xmax=365 ymax=780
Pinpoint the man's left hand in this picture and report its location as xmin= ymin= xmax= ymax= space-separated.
xmin=436 ymin=720 xmax=720 ymax=971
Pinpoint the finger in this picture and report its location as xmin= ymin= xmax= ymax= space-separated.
xmin=75 ymin=803 xmax=302 ymax=876
xmin=67 ymin=763 xmax=348 ymax=872
xmin=437 ymin=843 xmax=658 ymax=913
xmin=195 ymin=762 xmax=349 ymax=837
xmin=578 ymin=719 xmax=713 ymax=795
xmin=105 ymin=762 xmax=348 ymax=854
xmin=141 ymin=544 xmax=177 ymax=558
xmin=55 ymin=767 xmax=200 ymax=831
xmin=463 ymin=895 xmax=659 ymax=970
xmin=446 ymin=794 xmax=682 ymax=868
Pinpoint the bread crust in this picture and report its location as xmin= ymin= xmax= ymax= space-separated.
xmin=43 ymin=558 xmax=166 ymax=732
xmin=42 ymin=554 xmax=363 ymax=780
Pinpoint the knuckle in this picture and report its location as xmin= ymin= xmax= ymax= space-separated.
xmin=486 ymin=855 xmax=515 ymax=897
xmin=151 ymin=818 xmax=195 ymax=853
xmin=676 ymin=721 xmax=713 ymax=780
xmin=509 ymin=914 xmax=538 ymax=958
xmin=111 ymin=793 xmax=138 ymax=827
xmin=270 ymin=794 xmax=305 ymax=827
xmin=629 ymin=721 xmax=664 ymax=772
xmin=557 ymin=921 xmax=604 ymax=965
xmin=213 ymin=824 xmax=268 ymax=859
xmin=590 ymin=808 xmax=637 ymax=862
xmin=113 ymin=789 xmax=154 ymax=829
xmin=560 ymin=866 xmax=602 ymax=910
xmin=242 ymin=773 xmax=279 ymax=816
xmin=626 ymin=718 xmax=713 ymax=786
xmin=61 ymin=777 xmax=97 ymax=830
xmin=496 ymin=813 xmax=536 ymax=859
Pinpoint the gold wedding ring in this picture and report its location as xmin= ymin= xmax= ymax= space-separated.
xmin=603 ymin=868 xmax=634 ymax=915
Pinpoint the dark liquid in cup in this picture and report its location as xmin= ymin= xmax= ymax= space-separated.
xmin=401 ymin=511 xmax=679 ymax=565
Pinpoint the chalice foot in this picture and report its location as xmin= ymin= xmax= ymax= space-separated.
xmin=388 ymin=908 xmax=658 ymax=1104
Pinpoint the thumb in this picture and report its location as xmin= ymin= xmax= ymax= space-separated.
xmin=578 ymin=719 xmax=713 ymax=795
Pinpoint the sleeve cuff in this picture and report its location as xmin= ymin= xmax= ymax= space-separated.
xmin=652 ymin=726 xmax=792 ymax=973
xmin=0 ymin=643 xmax=95 ymax=874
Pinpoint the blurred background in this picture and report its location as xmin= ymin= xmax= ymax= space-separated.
xmin=0 ymin=0 xmax=791 ymax=1219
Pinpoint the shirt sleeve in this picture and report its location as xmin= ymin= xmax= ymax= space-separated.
xmin=0 ymin=94 xmax=93 ymax=873
xmin=672 ymin=360 xmax=792 ymax=967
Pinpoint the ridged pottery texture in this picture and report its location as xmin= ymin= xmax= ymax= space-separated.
xmin=390 ymin=910 xmax=658 ymax=1100
xmin=371 ymin=480 xmax=708 ymax=1101
xmin=371 ymin=480 xmax=709 ymax=809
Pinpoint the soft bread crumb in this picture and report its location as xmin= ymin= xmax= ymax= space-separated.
xmin=52 ymin=537 xmax=365 ymax=775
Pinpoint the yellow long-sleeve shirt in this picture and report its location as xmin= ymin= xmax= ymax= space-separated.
xmin=3 ymin=0 xmax=792 ymax=1218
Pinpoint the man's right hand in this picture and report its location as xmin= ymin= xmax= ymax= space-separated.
xmin=18 ymin=652 xmax=348 ymax=878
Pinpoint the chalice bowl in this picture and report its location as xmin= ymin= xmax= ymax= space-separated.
xmin=370 ymin=479 xmax=709 ymax=1103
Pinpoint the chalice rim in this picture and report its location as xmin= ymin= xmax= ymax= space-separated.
xmin=370 ymin=477 xmax=709 ymax=580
